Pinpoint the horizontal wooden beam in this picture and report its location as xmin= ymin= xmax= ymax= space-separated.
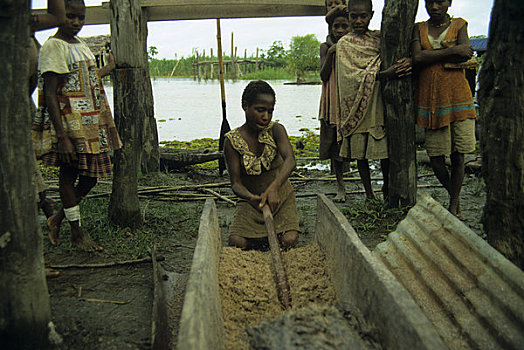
xmin=32 ymin=0 xmax=324 ymax=25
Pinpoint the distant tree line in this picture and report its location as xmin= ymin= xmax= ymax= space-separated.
xmin=147 ymin=34 xmax=321 ymax=80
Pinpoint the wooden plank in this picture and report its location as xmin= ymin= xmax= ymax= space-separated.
xmin=32 ymin=1 xmax=324 ymax=25
xmin=315 ymin=194 xmax=447 ymax=350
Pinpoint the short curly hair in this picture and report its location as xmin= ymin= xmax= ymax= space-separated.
xmin=348 ymin=0 xmax=373 ymax=12
xmin=241 ymin=80 xmax=276 ymax=107
xmin=326 ymin=6 xmax=349 ymax=26
xmin=65 ymin=0 xmax=85 ymax=8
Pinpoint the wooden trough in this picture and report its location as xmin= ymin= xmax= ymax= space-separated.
xmin=176 ymin=196 xmax=446 ymax=350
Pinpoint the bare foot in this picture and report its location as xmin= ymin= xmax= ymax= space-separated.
xmin=40 ymin=198 xmax=54 ymax=219
xmin=448 ymin=197 xmax=461 ymax=217
xmin=333 ymin=190 xmax=346 ymax=203
xmin=71 ymin=234 xmax=103 ymax=252
xmin=45 ymin=268 xmax=60 ymax=278
xmin=46 ymin=214 xmax=62 ymax=245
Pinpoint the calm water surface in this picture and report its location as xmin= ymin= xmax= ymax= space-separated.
xmin=103 ymin=78 xmax=322 ymax=142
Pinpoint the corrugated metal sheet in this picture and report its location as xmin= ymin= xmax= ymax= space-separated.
xmin=374 ymin=194 xmax=524 ymax=350
xmin=470 ymin=37 xmax=488 ymax=52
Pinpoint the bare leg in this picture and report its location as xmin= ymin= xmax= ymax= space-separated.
xmin=280 ymin=230 xmax=298 ymax=249
xmin=380 ymin=158 xmax=390 ymax=201
xmin=357 ymin=159 xmax=376 ymax=200
xmin=449 ymin=152 xmax=465 ymax=216
xmin=47 ymin=166 xmax=78 ymax=245
xmin=429 ymin=155 xmax=450 ymax=191
xmin=333 ymin=158 xmax=346 ymax=203
xmin=38 ymin=191 xmax=54 ymax=219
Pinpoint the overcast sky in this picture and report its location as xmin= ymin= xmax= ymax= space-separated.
xmin=33 ymin=0 xmax=494 ymax=59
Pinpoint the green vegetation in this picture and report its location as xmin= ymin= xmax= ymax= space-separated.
xmin=147 ymin=34 xmax=322 ymax=81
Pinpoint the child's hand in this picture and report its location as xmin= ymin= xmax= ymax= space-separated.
xmin=394 ymin=57 xmax=412 ymax=78
xmin=106 ymin=51 xmax=115 ymax=70
xmin=57 ymin=135 xmax=77 ymax=164
xmin=327 ymin=44 xmax=337 ymax=55
xmin=260 ymin=186 xmax=280 ymax=213
xmin=452 ymin=45 xmax=474 ymax=59
xmin=248 ymin=194 xmax=263 ymax=212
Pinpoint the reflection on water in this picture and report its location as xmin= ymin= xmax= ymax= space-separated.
xmin=103 ymin=78 xmax=322 ymax=142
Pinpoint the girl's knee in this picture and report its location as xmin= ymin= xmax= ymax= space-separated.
xmin=281 ymin=230 xmax=298 ymax=248
xmin=228 ymin=235 xmax=249 ymax=249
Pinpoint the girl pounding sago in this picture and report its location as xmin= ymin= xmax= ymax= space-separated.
xmin=224 ymin=81 xmax=299 ymax=250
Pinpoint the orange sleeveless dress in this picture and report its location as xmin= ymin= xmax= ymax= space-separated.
xmin=414 ymin=18 xmax=477 ymax=130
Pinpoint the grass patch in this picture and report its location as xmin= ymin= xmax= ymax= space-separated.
xmin=340 ymin=200 xmax=409 ymax=241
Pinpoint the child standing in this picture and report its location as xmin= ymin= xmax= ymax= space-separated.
xmin=324 ymin=0 xmax=347 ymax=46
xmin=337 ymin=0 xmax=410 ymax=201
xmin=224 ymin=81 xmax=299 ymax=250
xmin=30 ymin=0 xmax=66 ymax=220
xmin=411 ymin=0 xmax=476 ymax=216
xmin=32 ymin=0 xmax=121 ymax=251
xmin=319 ymin=6 xmax=350 ymax=202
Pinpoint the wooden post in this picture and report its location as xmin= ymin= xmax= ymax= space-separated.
xmin=203 ymin=49 xmax=208 ymax=79
xmin=479 ymin=0 xmax=524 ymax=268
xmin=109 ymin=0 xmax=156 ymax=227
xmin=210 ymin=47 xmax=214 ymax=79
xmin=230 ymin=32 xmax=235 ymax=77
xmin=0 ymin=2 xmax=52 ymax=348
xmin=255 ymin=47 xmax=259 ymax=72
xmin=380 ymin=0 xmax=418 ymax=207
xmin=234 ymin=46 xmax=239 ymax=78
xmin=217 ymin=19 xmax=231 ymax=175
xmin=243 ymin=48 xmax=247 ymax=74
xmin=196 ymin=50 xmax=201 ymax=80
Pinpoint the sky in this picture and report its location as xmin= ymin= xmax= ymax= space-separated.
xmin=33 ymin=0 xmax=494 ymax=59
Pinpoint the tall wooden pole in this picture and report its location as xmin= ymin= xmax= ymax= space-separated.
xmin=217 ymin=19 xmax=230 ymax=175
xmin=109 ymin=0 xmax=158 ymax=227
xmin=380 ymin=0 xmax=418 ymax=207
xmin=479 ymin=0 xmax=524 ymax=269
xmin=0 ymin=1 xmax=52 ymax=347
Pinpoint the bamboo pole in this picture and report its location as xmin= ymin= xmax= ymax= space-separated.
xmin=217 ymin=19 xmax=231 ymax=175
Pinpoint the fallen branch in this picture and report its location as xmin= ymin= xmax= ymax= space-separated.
xmin=81 ymin=298 xmax=129 ymax=305
xmin=47 ymin=256 xmax=164 ymax=269
xmin=201 ymin=188 xmax=236 ymax=205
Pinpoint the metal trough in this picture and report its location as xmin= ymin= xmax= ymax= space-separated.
xmin=177 ymin=196 xmax=448 ymax=349
xmin=375 ymin=193 xmax=524 ymax=350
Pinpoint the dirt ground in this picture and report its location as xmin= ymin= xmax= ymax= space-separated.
xmin=41 ymin=160 xmax=485 ymax=349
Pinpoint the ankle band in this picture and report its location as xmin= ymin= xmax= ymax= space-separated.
xmin=64 ymin=205 xmax=81 ymax=226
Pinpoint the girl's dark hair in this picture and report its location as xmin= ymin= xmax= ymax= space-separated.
xmin=326 ymin=6 xmax=349 ymax=25
xmin=242 ymin=81 xmax=276 ymax=107
xmin=65 ymin=0 xmax=85 ymax=8
xmin=325 ymin=0 xmax=347 ymax=6
xmin=349 ymin=0 xmax=373 ymax=12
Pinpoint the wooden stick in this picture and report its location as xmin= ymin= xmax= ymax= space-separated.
xmin=47 ymin=256 xmax=164 ymax=269
xmin=262 ymin=205 xmax=292 ymax=310
xmin=201 ymin=188 xmax=236 ymax=205
xmin=81 ymin=298 xmax=129 ymax=305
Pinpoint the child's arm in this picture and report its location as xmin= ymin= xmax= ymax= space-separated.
xmin=320 ymin=42 xmax=336 ymax=82
xmin=378 ymin=57 xmax=412 ymax=80
xmin=31 ymin=0 xmax=66 ymax=32
xmin=260 ymin=123 xmax=296 ymax=212
xmin=97 ymin=51 xmax=116 ymax=79
xmin=224 ymin=138 xmax=262 ymax=209
xmin=43 ymin=72 xmax=77 ymax=164
xmin=411 ymin=23 xmax=473 ymax=65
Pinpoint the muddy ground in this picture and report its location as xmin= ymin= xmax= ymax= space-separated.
xmin=41 ymin=159 xmax=485 ymax=349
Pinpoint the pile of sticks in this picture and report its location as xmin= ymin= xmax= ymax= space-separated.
xmin=44 ymin=172 xmax=442 ymax=205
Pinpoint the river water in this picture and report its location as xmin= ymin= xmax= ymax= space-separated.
xmin=103 ymin=78 xmax=322 ymax=142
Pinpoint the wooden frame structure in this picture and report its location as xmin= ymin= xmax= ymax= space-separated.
xmin=32 ymin=0 xmax=325 ymax=24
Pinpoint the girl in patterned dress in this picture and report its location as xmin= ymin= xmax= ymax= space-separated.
xmin=32 ymin=0 xmax=122 ymax=251
xmin=224 ymin=81 xmax=299 ymax=250
xmin=411 ymin=0 xmax=477 ymax=216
